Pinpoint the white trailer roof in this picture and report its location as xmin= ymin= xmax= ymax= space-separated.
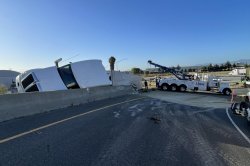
xmin=71 ymin=60 xmax=111 ymax=88
xmin=33 ymin=66 xmax=67 ymax=91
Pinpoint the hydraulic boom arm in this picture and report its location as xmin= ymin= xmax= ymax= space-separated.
xmin=148 ymin=60 xmax=189 ymax=80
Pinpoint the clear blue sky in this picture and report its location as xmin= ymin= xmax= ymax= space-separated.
xmin=0 ymin=0 xmax=250 ymax=71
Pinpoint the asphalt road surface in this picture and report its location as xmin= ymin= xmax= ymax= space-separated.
xmin=0 ymin=93 xmax=250 ymax=166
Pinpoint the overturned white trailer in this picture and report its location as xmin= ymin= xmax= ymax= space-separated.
xmin=111 ymin=71 xmax=142 ymax=90
xmin=16 ymin=60 xmax=111 ymax=93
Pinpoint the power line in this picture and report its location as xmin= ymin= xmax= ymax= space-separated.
xmin=61 ymin=54 xmax=80 ymax=63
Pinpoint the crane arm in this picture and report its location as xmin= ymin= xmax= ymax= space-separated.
xmin=148 ymin=60 xmax=188 ymax=80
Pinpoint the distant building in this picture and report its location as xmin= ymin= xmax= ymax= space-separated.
xmin=235 ymin=62 xmax=246 ymax=67
xmin=0 ymin=70 xmax=20 ymax=88
xmin=246 ymin=68 xmax=250 ymax=78
xmin=229 ymin=67 xmax=246 ymax=76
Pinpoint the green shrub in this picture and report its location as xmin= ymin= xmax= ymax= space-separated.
xmin=0 ymin=86 xmax=7 ymax=94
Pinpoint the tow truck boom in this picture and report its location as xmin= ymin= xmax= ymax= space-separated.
xmin=148 ymin=60 xmax=189 ymax=80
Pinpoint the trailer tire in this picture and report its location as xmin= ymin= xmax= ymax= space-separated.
xmin=179 ymin=85 xmax=187 ymax=92
xmin=223 ymin=88 xmax=231 ymax=95
xmin=161 ymin=83 xmax=169 ymax=91
xmin=170 ymin=84 xmax=178 ymax=91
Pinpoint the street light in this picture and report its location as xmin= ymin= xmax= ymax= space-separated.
xmin=54 ymin=58 xmax=62 ymax=67
xmin=116 ymin=58 xmax=128 ymax=70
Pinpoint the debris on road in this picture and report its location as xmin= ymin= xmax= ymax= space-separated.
xmin=148 ymin=113 xmax=161 ymax=124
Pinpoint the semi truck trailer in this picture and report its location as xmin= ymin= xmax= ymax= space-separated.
xmin=16 ymin=60 xmax=111 ymax=93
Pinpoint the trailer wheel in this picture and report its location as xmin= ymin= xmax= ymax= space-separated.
xmin=179 ymin=85 xmax=187 ymax=92
xmin=223 ymin=88 xmax=231 ymax=95
xmin=170 ymin=84 xmax=178 ymax=91
xmin=161 ymin=83 xmax=169 ymax=91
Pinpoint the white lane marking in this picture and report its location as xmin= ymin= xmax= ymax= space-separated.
xmin=226 ymin=108 xmax=250 ymax=145
xmin=0 ymin=97 xmax=146 ymax=144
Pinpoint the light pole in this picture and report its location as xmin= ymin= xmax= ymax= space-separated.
xmin=54 ymin=58 xmax=62 ymax=67
xmin=116 ymin=58 xmax=128 ymax=71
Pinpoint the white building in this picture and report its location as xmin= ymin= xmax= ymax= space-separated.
xmin=229 ymin=68 xmax=246 ymax=76
xmin=0 ymin=70 xmax=20 ymax=88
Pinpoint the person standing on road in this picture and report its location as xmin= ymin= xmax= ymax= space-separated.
xmin=231 ymin=88 xmax=238 ymax=103
xmin=144 ymin=80 xmax=148 ymax=90
xmin=155 ymin=77 xmax=159 ymax=88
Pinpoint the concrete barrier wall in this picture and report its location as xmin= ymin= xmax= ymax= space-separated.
xmin=0 ymin=86 xmax=132 ymax=122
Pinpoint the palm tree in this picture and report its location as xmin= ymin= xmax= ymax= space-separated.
xmin=109 ymin=56 xmax=116 ymax=85
xmin=109 ymin=56 xmax=116 ymax=71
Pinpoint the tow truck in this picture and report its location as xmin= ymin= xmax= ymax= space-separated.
xmin=148 ymin=60 xmax=232 ymax=95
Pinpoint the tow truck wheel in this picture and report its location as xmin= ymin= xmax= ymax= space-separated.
xmin=223 ymin=88 xmax=232 ymax=95
xmin=171 ymin=84 xmax=177 ymax=91
xmin=179 ymin=85 xmax=187 ymax=92
xmin=161 ymin=84 xmax=169 ymax=91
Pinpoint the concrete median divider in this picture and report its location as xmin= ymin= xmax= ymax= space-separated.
xmin=0 ymin=85 xmax=133 ymax=122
